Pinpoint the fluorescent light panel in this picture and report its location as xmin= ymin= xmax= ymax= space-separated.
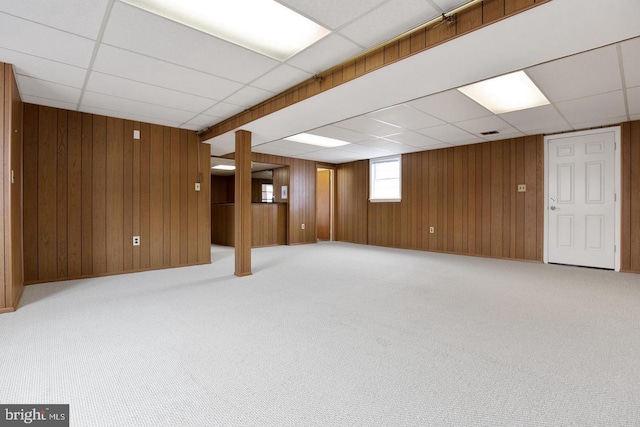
xmin=122 ymin=0 xmax=330 ymax=61
xmin=458 ymin=71 xmax=550 ymax=114
xmin=285 ymin=133 xmax=350 ymax=148
xmin=212 ymin=165 xmax=236 ymax=170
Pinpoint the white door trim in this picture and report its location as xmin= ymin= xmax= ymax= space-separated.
xmin=543 ymin=126 xmax=621 ymax=271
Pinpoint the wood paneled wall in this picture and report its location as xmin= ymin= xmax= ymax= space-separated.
xmin=0 ymin=63 xmax=23 ymax=313
xmin=621 ymin=120 xmax=640 ymax=273
xmin=23 ymin=104 xmax=210 ymax=284
xmin=211 ymin=175 xmax=234 ymax=203
xmin=202 ymin=0 xmax=549 ymax=141
xmin=211 ymin=203 xmax=287 ymax=248
xmin=336 ymin=136 xmax=544 ymax=261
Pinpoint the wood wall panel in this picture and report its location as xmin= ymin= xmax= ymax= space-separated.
xmin=622 ymin=121 xmax=640 ymax=272
xmin=22 ymin=104 xmax=210 ymax=284
xmin=1 ymin=63 xmax=24 ymax=312
xmin=337 ymin=135 xmax=544 ymax=262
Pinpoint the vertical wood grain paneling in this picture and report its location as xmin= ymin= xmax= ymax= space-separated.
xmin=198 ymin=142 xmax=211 ymax=263
xmin=38 ymin=107 xmax=58 ymax=279
xmin=624 ymin=121 xmax=640 ymax=272
xmin=23 ymin=104 xmax=38 ymax=283
xmin=92 ymin=116 xmax=108 ymax=275
xmin=22 ymin=105 xmax=211 ymax=284
xmin=336 ymin=135 xmax=544 ymax=262
xmin=0 ymin=64 xmax=4 ymax=309
xmin=67 ymin=111 xmax=82 ymax=278
xmin=106 ymin=117 xmax=124 ymax=273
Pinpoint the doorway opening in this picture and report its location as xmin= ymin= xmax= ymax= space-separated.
xmin=544 ymin=127 xmax=621 ymax=271
xmin=316 ymin=168 xmax=334 ymax=241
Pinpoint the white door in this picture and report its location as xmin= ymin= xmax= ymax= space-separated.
xmin=547 ymin=129 xmax=617 ymax=269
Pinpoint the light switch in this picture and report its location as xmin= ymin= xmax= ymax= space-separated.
xmin=133 ymin=130 xmax=140 ymax=140
xmin=195 ymin=182 xmax=201 ymax=192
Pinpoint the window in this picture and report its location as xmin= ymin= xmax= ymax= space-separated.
xmin=262 ymin=183 xmax=274 ymax=203
xmin=370 ymin=155 xmax=401 ymax=202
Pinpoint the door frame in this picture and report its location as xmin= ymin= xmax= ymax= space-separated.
xmin=316 ymin=166 xmax=335 ymax=241
xmin=543 ymin=126 xmax=621 ymax=271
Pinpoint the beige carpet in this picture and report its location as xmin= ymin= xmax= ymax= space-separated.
xmin=1 ymin=242 xmax=639 ymax=426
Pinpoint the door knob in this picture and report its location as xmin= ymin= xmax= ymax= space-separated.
xmin=550 ymin=206 xmax=559 ymax=211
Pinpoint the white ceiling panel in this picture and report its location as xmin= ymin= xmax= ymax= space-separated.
xmin=366 ymin=105 xmax=444 ymax=130
xmin=408 ymin=89 xmax=492 ymax=123
xmin=204 ymin=102 xmax=245 ymax=118
xmin=86 ymin=72 xmax=216 ymax=113
xmin=454 ymin=115 xmax=518 ymax=136
xmin=0 ymin=13 xmax=94 ymax=68
xmin=527 ymin=46 xmax=622 ymax=102
xmin=555 ymin=91 xmax=627 ymax=125
xmin=82 ymin=91 xmax=196 ymax=124
xmin=338 ymin=143 xmax=393 ymax=158
xmin=223 ymin=86 xmax=274 ymax=107
xmin=286 ymin=33 xmax=362 ymax=74
xmin=92 ymin=45 xmax=243 ymax=100
xmin=21 ymin=95 xmax=78 ymax=111
xmin=628 ymin=86 xmax=640 ymax=115
xmin=0 ymin=0 xmax=109 ymax=39
xmin=383 ymin=131 xmax=443 ymax=147
xmin=417 ymin=124 xmax=478 ymax=144
xmin=429 ymin=0 xmax=468 ymax=11
xmin=279 ymin=0 xmax=388 ymax=30
xmin=307 ymin=125 xmax=372 ymax=143
xmin=80 ymin=105 xmax=184 ymax=128
xmin=104 ymin=2 xmax=279 ymax=84
xmin=0 ymin=47 xmax=86 ymax=88
xmin=334 ymin=116 xmax=402 ymax=137
xmin=621 ymin=37 xmax=640 ymax=88
xmin=294 ymin=149 xmax=361 ymax=163
xmin=255 ymin=141 xmax=322 ymax=156
xmin=250 ymin=64 xmax=311 ymax=93
xmin=499 ymin=104 xmax=570 ymax=133
xmin=570 ymin=116 xmax=629 ymax=132
xmin=356 ymin=138 xmax=415 ymax=154
xmin=17 ymin=75 xmax=81 ymax=104
xmin=179 ymin=114 xmax=221 ymax=129
xmin=339 ymin=0 xmax=438 ymax=48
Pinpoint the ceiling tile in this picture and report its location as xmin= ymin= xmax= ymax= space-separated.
xmin=0 ymin=13 xmax=94 ymax=67
xmin=17 ymin=75 xmax=81 ymax=104
xmin=294 ymin=149 xmax=361 ymax=163
xmin=81 ymin=91 xmax=195 ymax=124
xmin=251 ymin=64 xmax=311 ymax=93
xmin=339 ymin=0 xmax=438 ymax=48
xmin=570 ymin=116 xmax=628 ymax=132
xmin=628 ymin=86 xmax=640 ymax=116
xmin=307 ymin=125 xmax=371 ymax=143
xmin=223 ymin=86 xmax=274 ymax=107
xmin=356 ymin=137 xmax=415 ymax=154
xmin=454 ymin=115 xmax=518 ymax=136
xmin=408 ymin=90 xmax=492 ymax=123
xmin=334 ymin=116 xmax=402 ymax=137
xmin=555 ymin=91 xmax=627 ymax=125
xmin=255 ymin=140 xmax=322 ymax=156
xmin=21 ymin=95 xmax=78 ymax=111
xmin=286 ymin=33 xmax=362 ymax=74
xmin=278 ymin=0 xmax=388 ymax=30
xmin=86 ymin=72 xmax=216 ymax=113
xmin=93 ymin=45 xmax=243 ymax=100
xmin=0 ymin=0 xmax=109 ymax=39
xmin=416 ymin=124 xmax=478 ymax=144
xmin=338 ymin=143 xmax=393 ymax=157
xmin=527 ymin=45 xmax=622 ymax=102
xmin=204 ymin=102 xmax=245 ymax=118
xmin=80 ymin=105 xmax=184 ymax=128
xmin=429 ymin=0 xmax=468 ymax=11
xmin=0 ymin=47 xmax=86 ymax=88
xmin=366 ymin=105 xmax=444 ymax=130
xmin=103 ymin=2 xmax=279 ymax=84
xmin=499 ymin=104 xmax=570 ymax=133
xmin=182 ymin=114 xmax=224 ymax=129
xmin=621 ymin=37 xmax=640 ymax=88
xmin=383 ymin=131 xmax=443 ymax=147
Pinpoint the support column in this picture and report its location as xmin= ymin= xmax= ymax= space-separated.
xmin=234 ymin=130 xmax=252 ymax=276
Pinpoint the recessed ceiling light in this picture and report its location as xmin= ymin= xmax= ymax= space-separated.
xmin=457 ymin=71 xmax=550 ymax=114
xmin=285 ymin=133 xmax=350 ymax=148
xmin=122 ymin=0 xmax=330 ymax=61
xmin=212 ymin=165 xmax=236 ymax=170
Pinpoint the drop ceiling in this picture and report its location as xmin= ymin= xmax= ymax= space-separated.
xmin=1 ymin=0 xmax=639 ymax=164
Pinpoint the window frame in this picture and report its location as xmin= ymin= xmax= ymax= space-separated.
xmin=369 ymin=154 xmax=402 ymax=203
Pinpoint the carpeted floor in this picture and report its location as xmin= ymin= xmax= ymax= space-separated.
xmin=1 ymin=242 xmax=639 ymax=426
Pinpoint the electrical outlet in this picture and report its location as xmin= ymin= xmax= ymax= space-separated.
xmin=133 ymin=236 xmax=140 ymax=246
xmin=518 ymin=184 xmax=526 ymax=192
xmin=429 ymin=227 xmax=434 ymax=234
xmin=301 ymin=224 xmax=305 ymax=230
xmin=195 ymin=182 xmax=201 ymax=192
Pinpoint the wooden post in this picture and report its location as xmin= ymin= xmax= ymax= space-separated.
xmin=234 ymin=130 xmax=252 ymax=276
